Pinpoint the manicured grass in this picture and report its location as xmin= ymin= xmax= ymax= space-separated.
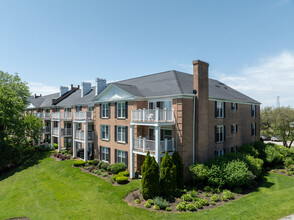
xmin=0 ymin=156 xmax=294 ymax=220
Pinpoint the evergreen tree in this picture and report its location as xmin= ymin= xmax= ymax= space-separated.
xmin=172 ymin=151 xmax=184 ymax=188
xmin=141 ymin=152 xmax=160 ymax=199
xmin=160 ymin=151 xmax=177 ymax=197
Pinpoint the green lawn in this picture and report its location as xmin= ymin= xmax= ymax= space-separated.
xmin=0 ymin=155 xmax=294 ymax=220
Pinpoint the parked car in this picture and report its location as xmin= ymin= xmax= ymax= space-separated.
xmin=271 ymin=136 xmax=281 ymax=142
xmin=260 ymin=135 xmax=270 ymax=141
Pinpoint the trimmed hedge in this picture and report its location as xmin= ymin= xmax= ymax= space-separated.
xmin=110 ymin=163 xmax=127 ymax=174
xmin=73 ymin=160 xmax=86 ymax=167
xmin=116 ymin=176 xmax=128 ymax=184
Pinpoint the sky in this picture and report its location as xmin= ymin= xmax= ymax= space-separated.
xmin=0 ymin=0 xmax=294 ymax=107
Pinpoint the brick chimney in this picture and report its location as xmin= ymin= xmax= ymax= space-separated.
xmin=193 ymin=60 xmax=209 ymax=162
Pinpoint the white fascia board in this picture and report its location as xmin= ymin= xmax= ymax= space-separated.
xmin=209 ymin=97 xmax=261 ymax=105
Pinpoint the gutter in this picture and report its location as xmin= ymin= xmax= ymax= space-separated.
xmin=193 ymin=90 xmax=197 ymax=164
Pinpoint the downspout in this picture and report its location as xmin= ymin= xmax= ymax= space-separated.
xmin=193 ymin=90 xmax=197 ymax=164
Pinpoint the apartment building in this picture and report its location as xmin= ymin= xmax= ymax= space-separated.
xmin=27 ymin=60 xmax=260 ymax=178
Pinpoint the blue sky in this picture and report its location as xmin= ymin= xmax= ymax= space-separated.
xmin=0 ymin=0 xmax=294 ymax=107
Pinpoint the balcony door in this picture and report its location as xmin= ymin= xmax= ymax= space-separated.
xmin=148 ymin=100 xmax=172 ymax=110
xmin=148 ymin=127 xmax=172 ymax=141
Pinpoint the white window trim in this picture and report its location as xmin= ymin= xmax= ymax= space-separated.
xmin=116 ymin=149 xmax=126 ymax=163
xmin=216 ymin=125 xmax=224 ymax=143
xmin=102 ymin=103 xmax=109 ymax=118
xmin=252 ymin=105 xmax=256 ymax=118
xmin=117 ymin=102 xmax=126 ymax=119
xmin=101 ymin=146 xmax=110 ymax=163
xmin=232 ymin=103 xmax=237 ymax=111
xmin=117 ymin=126 xmax=126 ymax=143
xmin=251 ymin=123 xmax=256 ymax=136
xmin=232 ymin=124 xmax=237 ymax=133
xmin=101 ymin=125 xmax=110 ymax=141
xmin=216 ymin=102 xmax=224 ymax=118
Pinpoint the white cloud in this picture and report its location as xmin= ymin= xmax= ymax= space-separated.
xmin=217 ymin=51 xmax=294 ymax=107
xmin=28 ymin=82 xmax=59 ymax=96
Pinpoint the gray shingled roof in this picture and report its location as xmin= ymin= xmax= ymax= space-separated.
xmin=28 ymin=70 xmax=260 ymax=109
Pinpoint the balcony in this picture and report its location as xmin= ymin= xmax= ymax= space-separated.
xmin=34 ymin=113 xmax=43 ymax=118
xmin=131 ymin=109 xmax=174 ymax=124
xmin=42 ymin=126 xmax=51 ymax=133
xmin=52 ymin=127 xmax=72 ymax=136
xmin=75 ymin=130 xmax=94 ymax=141
xmin=42 ymin=113 xmax=51 ymax=120
xmin=133 ymin=137 xmax=175 ymax=154
xmin=74 ymin=111 xmax=93 ymax=121
xmin=52 ymin=112 xmax=72 ymax=120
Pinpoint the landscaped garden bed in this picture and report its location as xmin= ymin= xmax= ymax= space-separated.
xmin=51 ymin=150 xmax=72 ymax=161
xmin=72 ymin=159 xmax=130 ymax=185
xmin=124 ymin=141 xmax=294 ymax=213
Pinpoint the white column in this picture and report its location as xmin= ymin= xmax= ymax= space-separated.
xmin=58 ymin=121 xmax=61 ymax=153
xmin=84 ymin=122 xmax=88 ymax=161
xmin=172 ymin=138 xmax=175 ymax=151
xmin=155 ymin=126 xmax=161 ymax=167
xmin=130 ymin=125 xmax=135 ymax=178
xmin=155 ymin=109 xmax=159 ymax=122
xmin=51 ymin=121 xmax=54 ymax=149
xmin=73 ymin=122 xmax=77 ymax=158
xmin=165 ymin=138 xmax=168 ymax=152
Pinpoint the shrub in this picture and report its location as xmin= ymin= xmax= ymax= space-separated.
xmin=234 ymin=187 xmax=243 ymax=194
xmin=199 ymin=198 xmax=209 ymax=206
xmin=181 ymin=193 xmax=193 ymax=202
xmin=153 ymin=205 xmax=160 ymax=210
xmin=144 ymin=203 xmax=151 ymax=208
xmin=87 ymin=160 xmax=93 ymax=165
xmin=94 ymin=170 xmax=100 ymax=175
xmin=110 ymin=177 xmax=114 ymax=184
xmin=73 ymin=160 xmax=86 ymax=167
xmin=284 ymin=157 xmax=293 ymax=168
xmin=238 ymin=144 xmax=259 ymax=158
xmin=243 ymin=155 xmax=263 ymax=178
xmin=153 ymin=197 xmax=169 ymax=210
xmin=172 ymin=151 xmax=184 ymax=188
xmin=210 ymin=194 xmax=220 ymax=202
xmin=53 ymin=143 xmax=58 ymax=149
xmin=141 ymin=152 xmax=160 ymax=199
xmin=61 ymin=149 xmax=68 ymax=155
xmin=253 ymin=141 xmax=266 ymax=160
xmin=119 ymin=171 xmax=130 ymax=177
xmin=195 ymin=201 xmax=203 ymax=209
xmin=166 ymin=207 xmax=172 ymax=211
xmin=98 ymin=161 xmax=105 ymax=169
xmin=110 ymin=162 xmax=127 ymax=174
xmin=146 ymin=199 xmax=154 ymax=205
xmin=160 ymin=152 xmax=177 ymax=197
xmin=264 ymin=144 xmax=283 ymax=167
xmin=135 ymin=199 xmax=141 ymax=204
xmin=101 ymin=162 xmax=110 ymax=170
xmin=93 ymin=159 xmax=99 ymax=166
xmin=224 ymin=160 xmax=252 ymax=187
xmin=207 ymin=165 xmax=225 ymax=188
xmin=222 ymin=190 xmax=234 ymax=200
xmin=102 ymin=173 xmax=108 ymax=177
xmin=189 ymin=190 xmax=198 ymax=198
xmin=186 ymin=204 xmax=196 ymax=211
xmin=204 ymin=186 xmax=213 ymax=192
xmin=176 ymin=202 xmax=186 ymax=211
xmin=210 ymin=201 xmax=216 ymax=205
xmin=116 ymin=176 xmax=128 ymax=184
xmin=189 ymin=164 xmax=208 ymax=185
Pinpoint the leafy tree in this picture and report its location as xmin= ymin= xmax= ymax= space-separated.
xmin=0 ymin=71 xmax=42 ymax=170
xmin=172 ymin=151 xmax=184 ymax=188
xmin=160 ymin=151 xmax=177 ymax=197
xmin=141 ymin=152 xmax=160 ymax=199
xmin=261 ymin=106 xmax=294 ymax=148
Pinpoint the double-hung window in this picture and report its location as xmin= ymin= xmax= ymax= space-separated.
xmin=115 ymin=149 xmax=128 ymax=166
xmin=215 ymin=125 xmax=225 ymax=143
xmin=216 ymin=102 xmax=224 ymax=118
xmin=88 ymin=106 xmax=94 ymax=111
xmin=251 ymin=105 xmax=256 ymax=118
xmin=100 ymin=146 xmax=110 ymax=162
xmin=101 ymin=125 xmax=110 ymax=140
xmin=251 ymin=123 xmax=256 ymax=136
xmin=117 ymin=102 xmax=126 ymax=118
xmin=215 ymin=149 xmax=225 ymax=156
xmin=102 ymin=103 xmax=109 ymax=118
xmin=117 ymin=126 xmax=126 ymax=143
xmin=231 ymin=124 xmax=238 ymax=133
xmin=232 ymin=103 xmax=238 ymax=111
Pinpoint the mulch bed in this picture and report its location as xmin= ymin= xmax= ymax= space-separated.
xmin=124 ymin=189 xmax=248 ymax=213
xmin=5 ymin=218 xmax=30 ymax=220
xmin=272 ymin=168 xmax=294 ymax=177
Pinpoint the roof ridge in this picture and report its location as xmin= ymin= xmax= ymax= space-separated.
xmin=117 ymin=70 xmax=178 ymax=83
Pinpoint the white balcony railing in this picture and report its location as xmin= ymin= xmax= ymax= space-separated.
xmin=52 ymin=127 xmax=58 ymax=136
xmin=52 ymin=112 xmax=72 ymax=120
xmin=42 ymin=126 xmax=51 ymax=133
xmin=62 ymin=128 xmax=72 ymax=136
xmin=34 ymin=113 xmax=43 ymax=118
xmin=133 ymin=137 xmax=175 ymax=154
xmin=75 ymin=130 xmax=94 ymax=141
xmin=42 ymin=113 xmax=51 ymax=120
xmin=131 ymin=108 xmax=174 ymax=123
xmin=74 ymin=111 xmax=93 ymax=121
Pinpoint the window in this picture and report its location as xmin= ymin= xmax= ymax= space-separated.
xmin=77 ymin=123 xmax=82 ymax=130
xmin=231 ymin=146 xmax=237 ymax=153
xmin=88 ymin=106 xmax=94 ymax=111
xmin=232 ymin=103 xmax=238 ymax=111
xmin=115 ymin=149 xmax=128 ymax=167
xmin=251 ymin=123 xmax=256 ymax=136
xmin=215 ymin=125 xmax=225 ymax=143
xmin=100 ymin=146 xmax=110 ymax=162
xmin=215 ymin=101 xmax=225 ymax=118
xmin=117 ymin=102 xmax=126 ymax=118
xmin=251 ymin=105 xmax=256 ymax=118
xmin=64 ymin=107 xmax=71 ymax=112
xmin=76 ymin=106 xmax=82 ymax=112
xmin=231 ymin=124 xmax=238 ymax=133
xmin=102 ymin=103 xmax=109 ymax=118
xmin=148 ymin=101 xmax=172 ymax=110
xmin=117 ymin=126 xmax=126 ymax=143
xmin=56 ymin=107 xmax=60 ymax=112
xmin=101 ymin=125 xmax=110 ymax=140
xmin=215 ymin=149 xmax=225 ymax=156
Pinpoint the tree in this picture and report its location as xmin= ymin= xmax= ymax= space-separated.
xmin=261 ymin=106 xmax=294 ymax=148
xmin=171 ymin=151 xmax=184 ymax=188
xmin=0 ymin=71 xmax=42 ymax=169
xmin=141 ymin=152 xmax=160 ymax=199
xmin=160 ymin=151 xmax=177 ymax=197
